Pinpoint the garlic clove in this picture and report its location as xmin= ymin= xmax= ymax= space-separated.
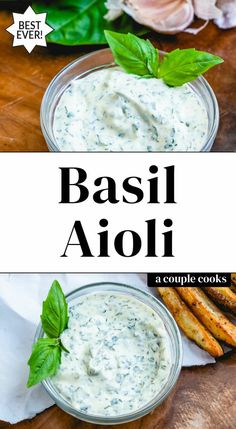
xmin=214 ymin=0 xmax=236 ymax=29
xmin=193 ymin=0 xmax=222 ymax=20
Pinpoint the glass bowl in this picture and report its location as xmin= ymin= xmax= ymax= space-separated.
xmin=35 ymin=282 xmax=182 ymax=425
xmin=41 ymin=48 xmax=219 ymax=152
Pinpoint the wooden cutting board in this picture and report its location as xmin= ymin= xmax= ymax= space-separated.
xmin=0 ymin=353 xmax=235 ymax=429
xmin=0 ymin=11 xmax=236 ymax=151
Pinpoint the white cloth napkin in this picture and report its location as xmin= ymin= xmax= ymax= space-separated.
xmin=0 ymin=273 xmax=215 ymax=424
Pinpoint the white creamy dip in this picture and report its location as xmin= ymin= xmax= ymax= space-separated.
xmin=53 ymin=67 xmax=208 ymax=151
xmin=52 ymin=292 xmax=171 ymax=417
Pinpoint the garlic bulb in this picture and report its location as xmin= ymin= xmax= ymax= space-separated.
xmin=104 ymin=0 xmax=236 ymax=33
xmin=105 ymin=0 xmax=194 ymax=34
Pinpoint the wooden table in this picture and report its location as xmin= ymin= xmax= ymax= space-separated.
xmin=0 ymin=352 xmax=235 ymax=429
xmin=0 ymin=6 xmax=236 ymax=429
xmin=0 ymin=10 xmax=235 ymax=151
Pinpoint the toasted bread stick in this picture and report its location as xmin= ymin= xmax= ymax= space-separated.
xmin=230 ymin=284 xmax=236 ymax=294
xmin=157 ymin=287 xmax=223 ymax=357
xmin=231 ymin=274 xmax=236 ymax=286
xmin=176 ymin=287 xmax=236 ymax=347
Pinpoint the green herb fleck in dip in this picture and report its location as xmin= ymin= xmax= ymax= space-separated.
xmin=52 ymin=291 xmax=171 ymax=417
xmin=53 ymin=67 xmax=208 ymax=151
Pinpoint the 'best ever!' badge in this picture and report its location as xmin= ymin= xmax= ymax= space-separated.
xmin=6 ymin=6 xmax=53 ymax=53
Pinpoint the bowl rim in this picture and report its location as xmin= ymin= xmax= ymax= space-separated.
xmin=35 ymin=281 xmax=183 ymax=425
xmin=40 ymin=47 xmax=219 ymax=153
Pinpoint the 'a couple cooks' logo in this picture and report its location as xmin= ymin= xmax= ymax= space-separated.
xmin=6 ymin=6 xmax=53 ymax=53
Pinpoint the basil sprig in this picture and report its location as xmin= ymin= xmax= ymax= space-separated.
xmin=105 ymin=30 xmax=223 ymax=86
xmin=27 ymin=281 xmax=69 ymax=388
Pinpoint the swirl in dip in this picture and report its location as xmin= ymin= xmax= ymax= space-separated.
xmin=53 ymin=67 xmax=208 ymax=151
xmin=52 ymin=291 xmax=171 ymax=417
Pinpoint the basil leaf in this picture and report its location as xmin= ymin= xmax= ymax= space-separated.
xmin=27 ymin=338 xmax=61 ymax=387
xmin=33 ymin=1 xmax=147 ymax=45
xmin=105 ymin=30 xmax=158 ymax=77
xmin=159 ymin=48 xmax=224 ymax=86
xmin=41 ymin=280 xmax=68 ymax=338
